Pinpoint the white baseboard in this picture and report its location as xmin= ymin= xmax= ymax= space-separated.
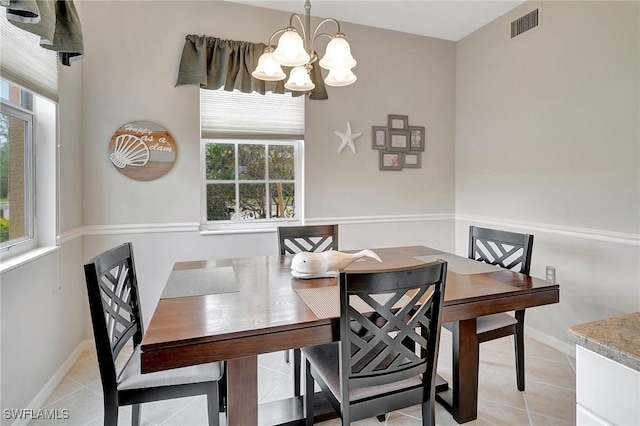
xmin=12 ymin=340 xmax=93 ymax=426
xmin=526 ymin=326 xmax=576 ymax=359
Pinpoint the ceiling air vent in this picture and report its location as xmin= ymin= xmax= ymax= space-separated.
xmin=511 ymin=9 xmax=539 ymax=38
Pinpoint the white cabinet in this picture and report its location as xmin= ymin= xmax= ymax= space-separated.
xmin=576 ymin=346 xmax=640 ymax=426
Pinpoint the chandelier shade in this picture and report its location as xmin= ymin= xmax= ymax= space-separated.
xmin=253 ymin=0 xmax=357 ymax=93
xmin=272 ymin=29 xmax=310 ymax=67
xmin=318 ymin=36 xmax=356 ymax=70
xmin=251 ymin=48 xmax=287 ymax=81
xmin=324 ymin=67 xmax=357 ymax=87
xmin=284 ymin=65 xmax=316 ymax=91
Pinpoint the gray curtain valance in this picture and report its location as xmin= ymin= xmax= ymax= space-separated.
xmin=176 ymin=34 xmax=327 ymax=100
xmin=1 ymin=0 xmax=84 ymax=66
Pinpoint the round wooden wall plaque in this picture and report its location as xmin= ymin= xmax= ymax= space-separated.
xmin=108 ymin=121 xmax=177 ymax=181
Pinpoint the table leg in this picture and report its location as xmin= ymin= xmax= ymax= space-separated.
xmin=227 ymin=356 xmax=258 ymax=425
xmin=452 ymin=318 xmax=479 ymax=423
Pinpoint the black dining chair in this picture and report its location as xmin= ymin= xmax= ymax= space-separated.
xmin=278 ymin=224 xmax=339 ymax=255
xmin=302 ymin=261 xmax=448 ymax=425
xmin=277 ymin=224 xmax=339 ymax=397
xmin=444 ymin=226 xmax=534 ymax=391
xmin=84 ymin=243 xmax=223 ymax=426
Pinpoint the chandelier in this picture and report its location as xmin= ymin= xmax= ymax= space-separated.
xmin=251 ymin=0 xmax=357 ymax=91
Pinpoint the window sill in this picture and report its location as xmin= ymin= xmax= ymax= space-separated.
xmin=0 ymin=245 xmax=59 ymax=274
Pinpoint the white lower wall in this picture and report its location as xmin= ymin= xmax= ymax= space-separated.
xmin=81 ymin=216 xmax=455 ymax=329
xmin=0 ymin=238 xmax=85 ymax=425
xmin=455 ymin=216 xmax=640 ymax=348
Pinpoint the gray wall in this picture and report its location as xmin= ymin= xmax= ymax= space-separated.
xmin=2 ymin=0 xmax=639 ymax=417
xmin=79 ymin=1 xmax=456 ymax=225
xmin=455 ymin=1 xmax=640 ymax=346
xmin=2 ymin=1 xmax=457 ymax=414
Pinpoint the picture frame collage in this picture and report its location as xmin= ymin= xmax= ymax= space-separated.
xmin=372 ymin=115 xmax=425 ymax=171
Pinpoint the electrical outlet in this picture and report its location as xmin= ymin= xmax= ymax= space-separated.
xmin=546 ymin=266 xmax=556 ymax=283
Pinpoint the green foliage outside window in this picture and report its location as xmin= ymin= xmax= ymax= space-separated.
xmin=0 ymin=217 xmax=8 ymax=242
xmin=205 ymin=142 xmax=296 ymax=222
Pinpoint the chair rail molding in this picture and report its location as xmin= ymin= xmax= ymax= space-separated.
xmin=57 ymin=214 xmax=639 ymax=246
xmin=58 ymin=214 xmax=455 ymax=243
xmin=306 ymin=213 xmax=454 ymax=225
xmin=456 ymin=214 xmax=640 ymax=246
xmin=59 ymin=223 xmax=201 ymax=243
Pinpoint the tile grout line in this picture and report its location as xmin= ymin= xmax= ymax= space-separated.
xmin=477 ymin=396 xmax=529 ymax=415
xmin=525 ymin=377 xmax=576 ymax=392
xmin=259 ymin=363 xmax=292 ymax=376
xmin=526 ymin=410 xmax=576 ymax=425
xmin=258 ymin=370 xmax=291 ymax=403
xmin=522 ymin=391 xmax=534 ymax=426
xmin=158 ymin=397 xmax=198 ymax=426
xmin=81 ymin=413 xmax=102 ymax=426
xmin=566 ymin=354 xmax=576 ymax=372
xmin=39 ymin=380 xmax=87 ymax=409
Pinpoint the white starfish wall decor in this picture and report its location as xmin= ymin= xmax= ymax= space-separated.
xmin=334 ymin=121 xmax=363 ymax=154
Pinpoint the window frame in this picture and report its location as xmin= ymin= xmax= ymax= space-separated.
xmin=0 ymin=96 xmax=36 ymax=253
xmin=200 ymin=138 xmax=304 ymax=231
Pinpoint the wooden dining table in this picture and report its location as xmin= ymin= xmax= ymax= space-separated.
xmin=140 ymin=246 xmax=559 ymax=425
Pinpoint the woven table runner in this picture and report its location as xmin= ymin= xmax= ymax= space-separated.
xmin=161 ymin=266 xmax=239 ymax=298
xmin=414 ymin=254 xmax=501 ymax=275
xmin=295 ymin=286 xmax=416 ymax=320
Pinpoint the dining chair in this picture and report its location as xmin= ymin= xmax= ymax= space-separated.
xmin=302 ymin=261 xmax=448 ymax=425
xmin=84 ymin=243 xmax=223 ymax=426
xmin=278 ymin=224 xmax=339 ymax=255
xmin=278 ymin=224 xmax=339 ymax=397
xmin=444 ymin=226 xmax=534 ymax=391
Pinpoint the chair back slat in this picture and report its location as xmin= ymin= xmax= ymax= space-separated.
xmin=338 ymin=262 xmax=447 ymax=396
xmin=84 ymin=243 xmax=143 ymax=389
xmin=468 ymin=226 xmax=534 ymax=275
xmin=278 ymin=224 xmax=338 ymax=255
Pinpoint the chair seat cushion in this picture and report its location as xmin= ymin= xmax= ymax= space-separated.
xmin=443 ymin=313 xmax=517 ymax=335
xmin=302 ymin=343 xmax=422 ymax=403
xmin=118 ymin=346 xmax=223 ymax=391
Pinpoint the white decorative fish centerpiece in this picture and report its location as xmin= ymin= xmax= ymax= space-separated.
xmin=290 ymin=250 xmax=382 ymax=279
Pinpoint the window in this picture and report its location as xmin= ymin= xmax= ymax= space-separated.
xmin=1 ymin=6 xmax=59 ymax=262
xmin=201 ymin=89 xmax=304 ymax=230
xmin=204 ymin=140 xmax=298 ymax=222
xmin=0 ymin=80 xmax=34 ymax=248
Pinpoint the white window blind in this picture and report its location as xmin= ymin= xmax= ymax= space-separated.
xmin=0 ymin=7 xmax=58 ymax=101
xmin=200 ymin=89 xmax=304 ymax=139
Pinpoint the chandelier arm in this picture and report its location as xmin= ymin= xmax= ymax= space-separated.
xmin=311 ymin=18 xmax=341 ymax=46
xmin=289 ymin=13 xmax=308 ymax=50
xmin=267 ymin=28 xmax=287 ymax=47
xmin=312 ymin=32 xmax=333 ymax=46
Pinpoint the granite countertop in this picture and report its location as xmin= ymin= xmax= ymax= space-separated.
xmin=568 ymin=312 xmax=640 ymax=372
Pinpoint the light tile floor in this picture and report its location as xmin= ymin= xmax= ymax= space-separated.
xmin=30 ymin=329 xmax=576 ymax=425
